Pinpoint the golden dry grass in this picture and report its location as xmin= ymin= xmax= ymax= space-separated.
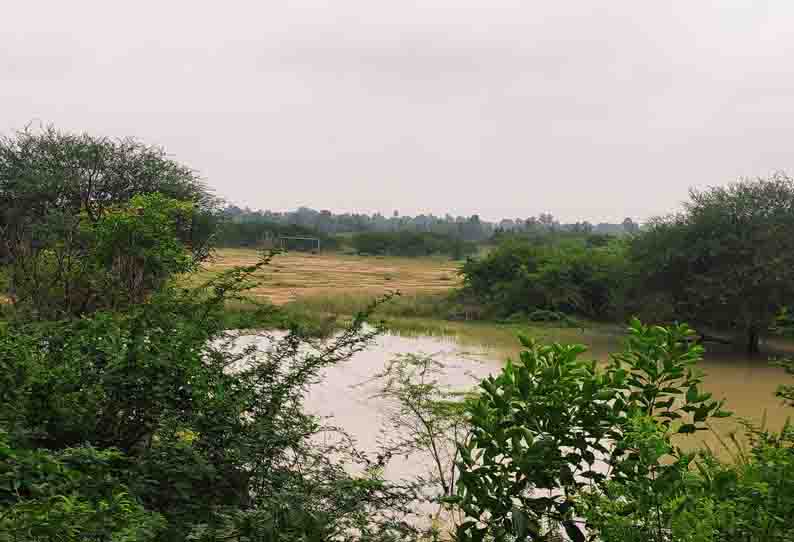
xmin=196 ymin=248 xmax=462 ymax=305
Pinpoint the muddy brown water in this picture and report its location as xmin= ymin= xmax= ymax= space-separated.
xmin=246 ymin=329 xmax=792 ymax=484
xmin=692 ymin=342 xmax=792 ymax=454
xmin=302 ymin=333 xmax=497 ymax=484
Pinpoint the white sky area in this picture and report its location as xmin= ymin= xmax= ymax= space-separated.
xmin=2 ymin=1 xmax=793 ymax=222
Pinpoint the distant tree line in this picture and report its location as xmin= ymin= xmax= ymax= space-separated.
xmin=351 ymin=231 xmax=477 ymax=258
xmin=223 ymin=205 xmax=640 ymax=241
xmin=213 ymin=217 xmax=339 ymax=251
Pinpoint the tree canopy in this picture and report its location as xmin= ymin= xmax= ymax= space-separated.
xmin=0 ymin=126 xmax=212 ymax=225
xmin=630 ymin=173 xmax=794 ymax=353
xmin=0 ymin=127 xmax=217 ymax=318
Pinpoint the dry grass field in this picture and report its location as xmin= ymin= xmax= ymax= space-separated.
xmin=196 ymin=248 xmax=463 ymax=305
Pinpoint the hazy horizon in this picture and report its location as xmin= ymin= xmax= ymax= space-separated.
xmin=220 ymin=201 xmax=638 ymax=226
xmin=3 ymin=1 xmax=793 ymax=223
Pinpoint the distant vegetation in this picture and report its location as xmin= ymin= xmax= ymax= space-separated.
xmin=351 ymin=231 xmax=477 ymax=258
xmin=222 ymin=204 xmax=640 ymax=240
xmin=214 ymin=217 xmax=339 ymax=251
xmin=454 ymin=174 xmax=794 ymax=353
xmin=214 ymin=206 xmax=640 ymax=260
xmin=460 ymin=236 xmax=628 ymax=321
xmin=217 ymin=176 xmax=794 ymax=355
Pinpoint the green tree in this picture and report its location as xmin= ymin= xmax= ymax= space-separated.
xmin=0 ymin=128 xmax=421 ymax=540
xmin=4 ymin=194 xmax=197 ymax=318
xmin=0 ymin=126 xmax=211 ymax=222
xmin=0 ymin=126 xmax=216 ymax=319
xmin=630 ymin=174 xmax=794 ymax=353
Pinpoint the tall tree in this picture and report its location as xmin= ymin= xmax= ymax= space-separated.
xmin=631 ymin=174 xmax=794 ymax=353
xmin=0 ymin=126 xmax=216 ymax=318
xmin=0 ymin=126 xmax=212 ymax=225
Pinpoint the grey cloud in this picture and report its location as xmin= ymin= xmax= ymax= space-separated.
xmin=2 ymin=0 xmax=793 ymax=222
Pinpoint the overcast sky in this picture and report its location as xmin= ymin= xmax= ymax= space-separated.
xmin=2 ymin=1 xmax=792 ymax=222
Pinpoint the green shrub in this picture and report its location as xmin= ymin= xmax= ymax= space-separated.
xmin=0 ymin=434 xmax=165 ymax=541
xmin=459 ymin=238 xmax=628 ymax=319
xmin=0 ymin=259 xmax=419 ymax=541
xmin=451 ymin=320 xmax=730 ymax=542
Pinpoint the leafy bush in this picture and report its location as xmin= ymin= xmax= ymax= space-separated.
xmin=449 ymin=319 xmax=794 ymax=542
xmin=459 ymin=238 xmax=628 ymax=319
xmin=0 ymin=255 xmax=420 ymax=540
xmin=451 ymin=320 xmax=730 ymax=542
xmin=582 ymin=417 xmax=794 ymax=542
xmin=0 ymin=434 xmax=165 ymax=540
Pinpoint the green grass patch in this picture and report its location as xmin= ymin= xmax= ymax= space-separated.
xmin=219 ymin=299 xmax=340 ymax=337
xmin=286 ymin=291 xmax=460 ymax=320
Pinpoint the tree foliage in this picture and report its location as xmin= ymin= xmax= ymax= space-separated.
xmin=0 ymin=127 xmax=421 ymax=540
xmin=450 ymin=319 xmax=794 ymax=542
xmin=3 ymin=193 xmax=198 ymax=318
xmin=0 ymin=125 xmax=212 ymax=234
xmin=460 ymin=238 xmax=628 ymax=319
xmin=630 ymin=174 xmax=794 ymax=353
xmin=0 ymin=127 xmax=216 ymax=319
xmin=0 ymin=254 xmax=420 ymax=540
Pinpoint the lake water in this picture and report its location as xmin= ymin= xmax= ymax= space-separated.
xmin=251 ymin=327 xmax=793 ymax=482
xmin=302 ymin=332 xmax=498 ymax=484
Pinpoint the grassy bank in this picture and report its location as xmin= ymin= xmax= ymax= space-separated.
xmin=286 ymin=290 xmax=458 ymax=319
xmin=224 ymin=288 xmax=624 ymax=359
